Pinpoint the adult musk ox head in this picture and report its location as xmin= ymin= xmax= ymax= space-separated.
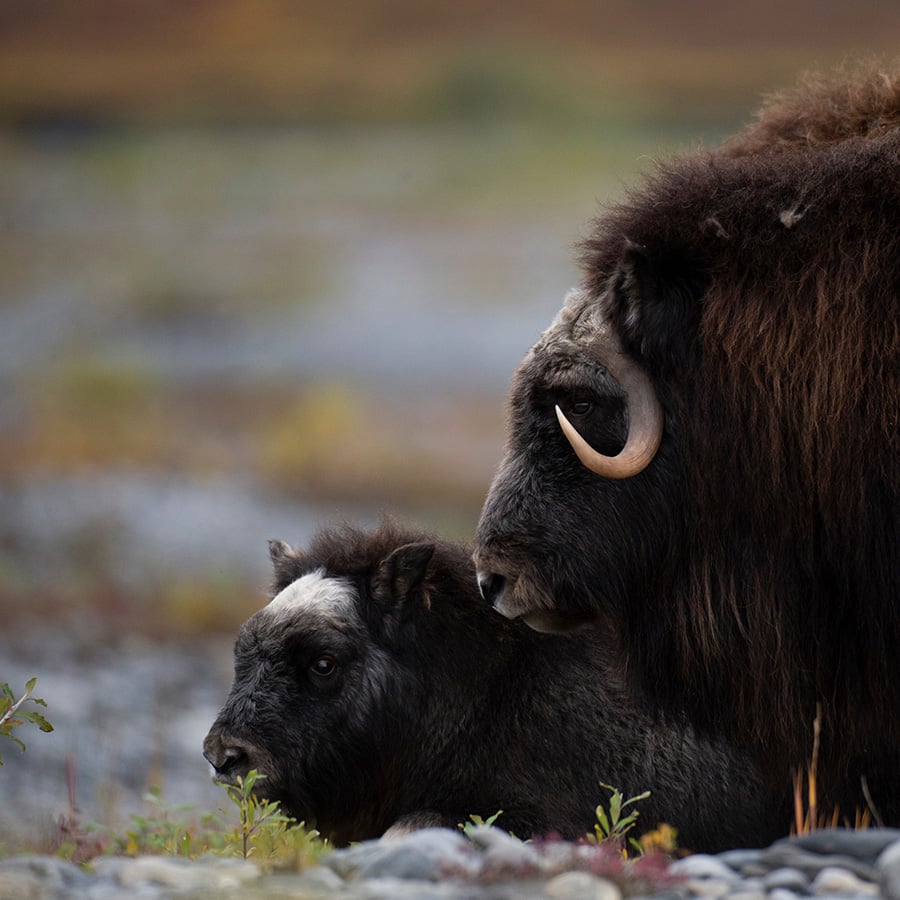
xmin=474 ymin=66 xmax=900 ymax=822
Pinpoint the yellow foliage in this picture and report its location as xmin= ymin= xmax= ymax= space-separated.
xmin=638 ymin=823 xmax=678 ymax=855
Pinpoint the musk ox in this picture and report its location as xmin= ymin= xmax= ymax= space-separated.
xmin=204 ymin=520 xmax=779 ymax=850
xmin=474 ymin=66 xmax=900 ymax=825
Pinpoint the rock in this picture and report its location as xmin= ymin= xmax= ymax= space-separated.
xmin=0 ymin=855 xmax=92 ymax=897
xmin=544 ymin=870 xmax=622 ymax=899
xmin=810 ymin=864 xmax=879 ymax=895
xmin=350 ymin=875 xmax=467 ymax=898
xmin=466 ymin=825 xmax=541 ymax=877
xmin=669 ymin=854 xmax=739 ymax=883
xmin=328 ymin=828 xmax=479 ymax=882
xmin=109 ymin=855 xmax=261 ymax=890
xmin=685 ymin=878 xmax=733 ymax=897
xmin=761 ymin=866 xmax=809 ymax=893
xmin=768 ymin=890 xmax=803 ymax=900
xmin=288 ymin=864 xmax=346 ymax=893
xmin=715 ymin=849 xmax=765 ymax=875
xmin=877 ymin=838 xmax=900 ymax=900
xmin=784 ymin=827 xmax=900 ymax=862
xmin=727 ymin=877 xmax=765 ymax=895
xmin=723 ymin=889 xmax=766 ymax=900
xmin=760 ymin=843 xmax=876 ymax=881
xmin=325 ymin=839 xmax=389 ymax=879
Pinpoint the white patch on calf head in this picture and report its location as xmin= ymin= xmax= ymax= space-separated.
xmin=266 ymin=569 xmax=356 ymax=621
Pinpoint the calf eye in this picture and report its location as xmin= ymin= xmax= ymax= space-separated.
xmin=310 ymin=656 xmax=336 ymax=678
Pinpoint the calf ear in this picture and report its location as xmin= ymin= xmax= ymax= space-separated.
xmin=374 ymin=543 xmax=435 ymax=610
xmin=611 ymin=241 xmax=705 ymax=374
xmin=268 ymin=539 xmax=301 ymax=583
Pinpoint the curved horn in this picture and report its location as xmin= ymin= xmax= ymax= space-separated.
xmin=555 ymin=340 xmax=663 ymax=479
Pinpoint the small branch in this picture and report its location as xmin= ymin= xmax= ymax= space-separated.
xmin=0 ymin=687 xmax=34 ymax=728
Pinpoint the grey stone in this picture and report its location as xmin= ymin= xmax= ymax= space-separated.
xmin=0 ymin=855 xmax=92 ymax=890
xmin=544 ymin=870 xmax=622 ymax=899
xmin=729 ymin=877 xmax=764 ymax=893
xmin=669 ymin=854 xmax=740 ymax=883
xmin=877 ymin=839 xmax=900 ymax=900
xmin=760 ymin=844 xmax=876 ymax=881
xmin=784 ymin=827 xmax=900 ymax=862
xmin=0 ymin=867 xmax=53 ymax=900
xmin=810 ymin=864 xmax=878 ymax=896
xmin=628 ymin=892 xmax=689 ymax=900
xmin=324 ymin=838 xmax=388 ymax=879
xmin=467 ymin=825 xmax=540 ymax=876
xmin=762 ymin=866 xmax=810 ymax=892
xmin=112 ymin=855 xmax=261 ymax=890
xmin=528 ymin=839 xmax=584 ymax=872
xmin=87 ymin=857 xmax=129 ymax=880
xmin=289 ymin=864 xmax=346 ymax=892
xmin=342 ymin=828 xmax=479 ymax=882
xmin=354 ymin=875 xmax=472 ymax=898
xmin=715 ymin=849 xmax=765 ymax=874
xmin=723 ymin=889 xmax=766 ymax=900
xmin=682 ymin=877 xmax=732 ymax=897
xmin=768 ymin=890 xmax=803 ymax=900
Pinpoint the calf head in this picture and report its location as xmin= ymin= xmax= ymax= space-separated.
xmin=203 ymin=533 xmax=435 ymax=840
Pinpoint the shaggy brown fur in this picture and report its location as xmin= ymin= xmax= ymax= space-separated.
xmin=586 ymin=65 xmax=900 ymax=813
xmin=478 ymin=64 xmax=899 ymax=825
xmin=586 ymin=65 xmax=899 ymax=801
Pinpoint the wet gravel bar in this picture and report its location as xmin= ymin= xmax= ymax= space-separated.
xmin=3 ymin=827 xmax=900 ymax=899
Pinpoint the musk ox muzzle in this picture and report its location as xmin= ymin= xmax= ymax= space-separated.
xmin=202 ymin=729 xmax=272 ymax=789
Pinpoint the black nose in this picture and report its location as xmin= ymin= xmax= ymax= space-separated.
xmin=203 ymin=732 xmax=251 ymax=781
xmin=477 ymin=571 xmax=506 ymax=607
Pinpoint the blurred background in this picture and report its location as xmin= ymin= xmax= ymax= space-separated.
xmin=1 ymin=0 xmax=898 ymax=850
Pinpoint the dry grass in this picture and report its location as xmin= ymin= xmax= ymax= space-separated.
xmin=791 ymin=706 xmax=878 ymax=835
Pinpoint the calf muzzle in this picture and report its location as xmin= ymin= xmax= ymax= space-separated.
xmin=202 ymin=731 xmax=257 ymax=785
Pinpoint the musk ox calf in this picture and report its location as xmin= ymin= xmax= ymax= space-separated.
xmin=474 ymin=65 xmax=900 ymax=823
xmin=204 ymin=520 xmax=780 ymax=850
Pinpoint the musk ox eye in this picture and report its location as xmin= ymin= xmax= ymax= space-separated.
xmin=570 ymin=400 xmax=593 ymax=417
xmin=310 ymin=656 xmax=336 ymax=678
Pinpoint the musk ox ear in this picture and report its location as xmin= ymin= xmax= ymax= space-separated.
xmin=611 ymin=241 xmax=705 ymax=373
xmin=268 ymin=539 xmax=301 ymax=582
xmin=374 ymin=542 xmax=435 ymax=611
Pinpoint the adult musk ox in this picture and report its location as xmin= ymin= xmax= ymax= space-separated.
xmin=474 ymin=67 xmax=900 ymax=824
xmin=204 ymin=520 xmax=778 ymax=850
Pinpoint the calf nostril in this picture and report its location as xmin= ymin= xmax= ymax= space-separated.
xmin=476 ymin=571 xmax=506 ymax=607
xmin=203 ymin=733 xmax=250 ymax=778
xmin=220 ymin=746 xmax=248 ymax=776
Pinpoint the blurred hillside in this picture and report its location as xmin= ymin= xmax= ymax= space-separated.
xmin=1 ymin=2 xmax=898 ymax=639
xmin=2 ymin=0 xmax=899 ymax=128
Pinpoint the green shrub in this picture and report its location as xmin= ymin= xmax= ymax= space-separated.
xmin=0 ymin=678 xmax=53 ymax=764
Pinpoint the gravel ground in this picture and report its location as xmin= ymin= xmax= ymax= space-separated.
xmin=2 ymin=826 xmax=900 ymax=898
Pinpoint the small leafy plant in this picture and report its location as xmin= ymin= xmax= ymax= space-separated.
xmin=116 ymin=787 xmax=202 ymax=857
xmin=459 ymin=810 xmax=504 ymax=837
xmin=221 ymin=769 xmax=298 ymax=860
xmin=101 ymin=770 xmax=324 ymax=868
xmin=586 ymin=782 xmax=650 ymax=855
xmin=0 ymin=677 xmax=53 ymax=763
